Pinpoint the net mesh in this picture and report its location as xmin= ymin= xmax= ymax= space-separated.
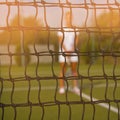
xmin=0 ymin=0 xmax=120 ymax=120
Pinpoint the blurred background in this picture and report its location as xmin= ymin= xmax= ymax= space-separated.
xmin=0 ymin=0 xmax=120 ymax=65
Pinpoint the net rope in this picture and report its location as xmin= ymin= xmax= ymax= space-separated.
xmin=0 ymin=0 xmax=120 ymax=120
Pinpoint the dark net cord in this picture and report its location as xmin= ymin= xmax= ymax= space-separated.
xmin=0 ymin=0 xmax=120 ymax=120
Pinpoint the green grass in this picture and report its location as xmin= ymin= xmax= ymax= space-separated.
xmin=0 ymin=63 xmax=120 ymax=120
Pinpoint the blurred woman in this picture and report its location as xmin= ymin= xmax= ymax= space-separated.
xmin=57 ymin=11 xmax=80 ymax=94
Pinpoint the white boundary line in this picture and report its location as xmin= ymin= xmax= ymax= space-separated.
xmin=74 ymin=91 xmax=119 ymax=114
xmin=1 ymin=83 xmax=120 ymax=115
xmin=2 ymin=83 xmax=120 ymax=92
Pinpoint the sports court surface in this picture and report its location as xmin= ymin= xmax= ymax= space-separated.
xmin=0 ymin=63 xmax=120 ymax=120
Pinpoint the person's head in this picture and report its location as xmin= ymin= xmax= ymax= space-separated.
xmin=65 ymin=11 xmax=72 ymax=27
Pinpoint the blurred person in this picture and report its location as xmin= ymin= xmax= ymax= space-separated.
xmin=57 ymin=11 xmax=80 ymax=94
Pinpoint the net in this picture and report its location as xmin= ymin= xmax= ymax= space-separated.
xmin=0 ymin=0 xmax=120 ymax=120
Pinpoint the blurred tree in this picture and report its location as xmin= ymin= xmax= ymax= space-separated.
xmin=0 ymin=15 xmax=43 ymax=45
xmin=95 ymin=10 xmax=120 ymax=51
xmin=77 ymin=10 xmax=120 ymax=64
xmin=0 ymin=15 xmax=59 ymax=63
